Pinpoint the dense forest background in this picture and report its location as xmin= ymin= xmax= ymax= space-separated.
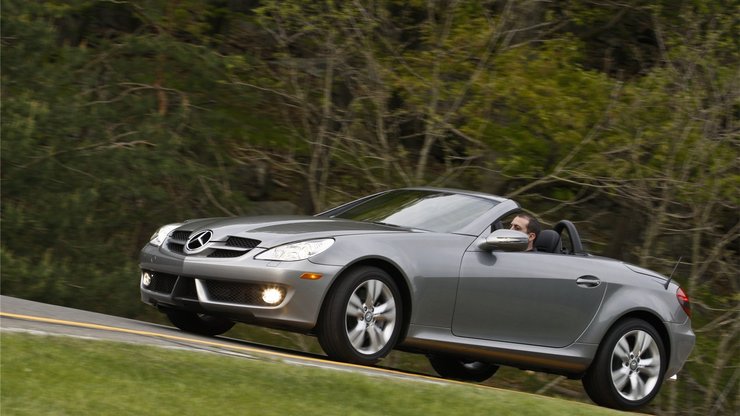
xmin=1 ymin=1 xmax=737 ymax=414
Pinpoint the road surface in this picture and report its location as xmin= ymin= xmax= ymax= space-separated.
xmin=0 ymin=295 xmax=446 ymax=384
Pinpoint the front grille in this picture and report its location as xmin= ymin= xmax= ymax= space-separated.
xmin=167 ymin=242 xmax=185 ymax=254
xmin=165 ymin=230 xmax=190 ymax=255
xmin=171 ymin=230 xmax=192 ymax=241
xmin=204 ymin=280 xmax=284 ymax=307
xmin=208 ymin=249 xmax=246 ymax=258
xmin=205 ymin=236 xmax=261 ymax=258
xmin=164 ymin=234 xmax=260 ymax=258
xmin=226 ymin=237 xmax=261 ymax=249
xmin=147 ymin=272 xmax=178 ymax=294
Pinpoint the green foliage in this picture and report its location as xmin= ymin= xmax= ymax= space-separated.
xmin=1 ymin=333 xmax=624 ymax=416
xmin=1 ymin=1 xmax=737 ymax=414
xmin=0 ymin=0 xmax=286 ymax=312
xmin=471 ymin=38 xmax=613 ymax=177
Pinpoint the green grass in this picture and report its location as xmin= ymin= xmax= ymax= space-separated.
xmin=0 ymin=332 xmax=626 ymax=416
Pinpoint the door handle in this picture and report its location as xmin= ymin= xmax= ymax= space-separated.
xmin=576 ymin=275 xmax=601 ymax=288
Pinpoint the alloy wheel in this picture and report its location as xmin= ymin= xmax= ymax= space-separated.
xmin=610 ymin=329 xmax=662 ymax=401
xmin=344 ymin=279 xmax=397 ymax=355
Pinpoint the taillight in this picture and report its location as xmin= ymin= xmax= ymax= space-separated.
xmin=676 ymin=287 xmax=691 ymax=318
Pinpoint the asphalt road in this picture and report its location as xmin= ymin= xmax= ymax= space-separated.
xmin=0 ymin=295 xmax=447 ymax=385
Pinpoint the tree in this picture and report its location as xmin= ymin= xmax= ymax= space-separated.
xmin=2 ymin=1 xmax=737 ymax=413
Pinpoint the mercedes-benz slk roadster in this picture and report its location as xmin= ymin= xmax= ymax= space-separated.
xmin=139 ymin=187 xmax=694 ymax=410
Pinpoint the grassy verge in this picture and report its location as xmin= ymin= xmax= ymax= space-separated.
xmin=0 ymin=332 xmax=625 ymax=416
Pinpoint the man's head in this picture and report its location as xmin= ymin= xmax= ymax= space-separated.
xmin=510 ymin=214 xmax=541 ymax=251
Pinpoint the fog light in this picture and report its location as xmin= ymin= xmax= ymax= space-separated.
xmin=261 ymin=287 xmax=284 ymax=305
xmin=141 ymin=271 xmax=152 ymax=287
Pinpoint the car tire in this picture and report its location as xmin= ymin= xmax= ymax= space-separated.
xmin=318 ymin=266 xmax=403 ymax=365
xmin=165 ymin=309 xmax=235 ymax=336
xmin=427 ymin=354 xmax=499 ymax=382
xmin=583 ymin=318 xmax=666 ymax=410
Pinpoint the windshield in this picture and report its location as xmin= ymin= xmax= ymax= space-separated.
xmin=331 ymin=189 xmax=497 ymax=233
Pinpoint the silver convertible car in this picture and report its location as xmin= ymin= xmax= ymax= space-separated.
xmin=139 ymin=188 xmax=694 ymax=410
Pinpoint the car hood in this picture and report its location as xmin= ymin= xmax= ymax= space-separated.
xmin=176 ymin=215 xmax=416 ymax=247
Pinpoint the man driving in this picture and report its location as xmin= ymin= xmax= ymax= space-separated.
xmin=509 ymin=214 xmax=541 ymax=251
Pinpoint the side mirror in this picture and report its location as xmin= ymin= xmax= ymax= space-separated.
xmin=478 ymin=229 xmax=529 ymax=252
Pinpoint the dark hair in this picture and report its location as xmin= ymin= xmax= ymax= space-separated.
xmin=516 ymin=214 xmax=541 ymax=236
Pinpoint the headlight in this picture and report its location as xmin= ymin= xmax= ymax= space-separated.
xmin=149 ymin=223 xmax=183 ymax=247
xmin=254 ymin=238 xmax=334 ymax=261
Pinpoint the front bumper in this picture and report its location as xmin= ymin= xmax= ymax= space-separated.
xmin=139 ymin=243 xmax=342 ymax=332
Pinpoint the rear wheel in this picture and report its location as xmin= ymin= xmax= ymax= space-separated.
xmin=165 ymin=309 xmax=235 ymax=336
xmin=583 ymin=318 xmax=666 ymax=410
xmin=318 ymin=266 xmax=403 ymax=365
xmin=428 ymin=354 xmax=499 ymax=382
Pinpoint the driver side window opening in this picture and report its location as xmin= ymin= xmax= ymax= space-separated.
xmin=491 ymin=212 xmax=576 ymax=255
xmin=491 ymin=211 xmax=541 ymax=252
xmin=492 ymin=211 xmax=525 ymax=232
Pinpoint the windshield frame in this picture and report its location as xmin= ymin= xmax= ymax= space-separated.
xmin=319 ymin=189 xmax=501 ymax=234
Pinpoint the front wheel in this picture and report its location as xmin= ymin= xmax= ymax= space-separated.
xmin=164 ymin=309 xmax=235 ymax=336
xmin=583 ymin=318 xmax=666 ymax=410
xmin=428 ymin=354 xmax=499 ymax=382
xmin=318 ymin=266 xmax=403 ymax=365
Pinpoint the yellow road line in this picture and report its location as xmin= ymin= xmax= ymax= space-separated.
xmin=0 ymin=311 xmax=459 ymax=387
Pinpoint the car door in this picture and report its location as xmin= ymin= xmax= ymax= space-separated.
xmin=451 ymin=250 xmax=607 ymax=348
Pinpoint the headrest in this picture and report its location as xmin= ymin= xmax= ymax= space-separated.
xmin=535 ymin=229 xmax=561 ymax=253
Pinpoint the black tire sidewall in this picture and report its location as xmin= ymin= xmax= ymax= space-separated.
xmin=584 ymin=318 xmax=667 ymax=410
xmin=428 ymin=354 xmax=499 ymax=382
xmin=319 ymin=266 xmax=403 ymax=365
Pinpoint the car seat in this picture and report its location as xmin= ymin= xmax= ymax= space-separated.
xmin=534 ymin=229 xmax=561 ymax=253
